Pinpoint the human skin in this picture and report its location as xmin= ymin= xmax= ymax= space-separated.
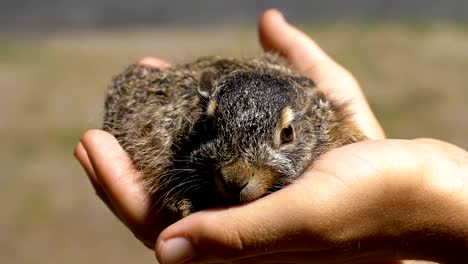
xmin=74 ymin=9 xmax=468 ymax=264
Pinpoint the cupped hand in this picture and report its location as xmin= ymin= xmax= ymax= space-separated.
xmin=74 ymin=8 xmax=468 ymax=264
xmin=74 ymin=57 xmax=171 ymax=248
xmin=153 ymin=10 xmax=468 ymax=264
xmin=155 ymin=138 xmax=468 ymax=264
xmin=74 ymin=8 xmax=382 ymax=248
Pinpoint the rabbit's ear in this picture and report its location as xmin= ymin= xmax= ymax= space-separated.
xmin=197 ymin=70 xmax=216 ymax=99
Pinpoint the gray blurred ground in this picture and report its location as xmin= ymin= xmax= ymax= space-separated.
xmin=1 ymin=1 xmax=467 ymax=264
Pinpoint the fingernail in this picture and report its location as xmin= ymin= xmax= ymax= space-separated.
xmin=159 ymin=237 xmax=196 ymax=264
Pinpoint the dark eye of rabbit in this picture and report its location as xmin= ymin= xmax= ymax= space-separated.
xmin=280 ymin=125 xmax=294 ymax=145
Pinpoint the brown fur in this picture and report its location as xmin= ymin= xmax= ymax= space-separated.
xmin=103 ymin=53 xmax=367 ymax=220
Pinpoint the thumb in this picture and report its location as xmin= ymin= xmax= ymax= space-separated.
xmin=259 ymin=8 xmax=333 ymax=75
xmin=154 ymin=184 xmax=326 ymax=264
xmin=258 ymin=9 xmax=385 ymax=140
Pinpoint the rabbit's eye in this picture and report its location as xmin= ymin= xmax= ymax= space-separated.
xmin=280 ymin=125 xmax=294 ymax=145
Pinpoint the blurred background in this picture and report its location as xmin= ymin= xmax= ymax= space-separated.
xmin=1 ymin=1 xmax=467 ymax=263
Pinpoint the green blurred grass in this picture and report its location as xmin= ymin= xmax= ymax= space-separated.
xmin=0 ymin=22 xmax=467 ymax=264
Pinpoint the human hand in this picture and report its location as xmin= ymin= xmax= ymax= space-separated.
xmin=74 ymin=58 xmax=171 ymax=248
xmin=74 ymin=8 xmax=468 ymax=264
xmin=74 ymin=8 xmax=384 ymax=249
xmin=153 ymin=10 xmax=468 ymax=264
xmin=155 ymin=137 xmax=468 ymax=264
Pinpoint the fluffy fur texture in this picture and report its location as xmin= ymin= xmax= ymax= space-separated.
xmin=103 ymin=54 xmax=366 ymax=220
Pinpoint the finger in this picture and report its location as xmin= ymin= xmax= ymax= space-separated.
xmin=258 ymin=9 xmax=385 ymax=140
xmin=138 ymin=57 xmax=171 ymax=68
xmin=74 ymin=141 xmax=122 ymax=219
xmin=80 ymin=129 xmax=158 ymax=246
xmin=259 ymin=9 xmax=353 ymax=88
xmin=259 ymin=9 xmax=333 ymax=76
xmin=80 ymin=130 xmax=148 ymax=222
xmin=74 ymin=142 xmax=96 ymax=180
xmin=155 ymin=183 xmax=333 ymax=264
